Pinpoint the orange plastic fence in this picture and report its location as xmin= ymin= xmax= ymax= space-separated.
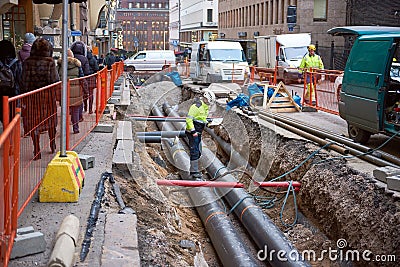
xmin=302 ymin=69 xmax=343 ymax=115
xmin=0 ymin=114 xmax=21 ymax=267
xmin=0 ymin=61 xmax=123 ymax=265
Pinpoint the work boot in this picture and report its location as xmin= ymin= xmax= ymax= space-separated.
xmin=190 ymin=159 xmax=203 ymax=180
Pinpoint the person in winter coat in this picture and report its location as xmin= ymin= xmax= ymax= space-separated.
xmin=57 ymin=49 xmax=84 ymax=134
xmin=17 ymin=32 xmax=35 ymax=63
xmin=104 ymin=51 xmax=116 ymax=70
xmin=21 ymin=38 xmax=60 ymax=160
xmin=0 ymin=40 xmax=22 ymax=124
xmin=70 ymin=41 xmax=90 ymax=118
xmin=185 ymin=90 xmax=215 ymax=179
xmin=85 ymin=47 xmax=99 ymax=114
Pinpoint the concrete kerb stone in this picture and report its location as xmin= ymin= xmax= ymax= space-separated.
xmin=48 ymin=215 xmax=80 ymax=267
xmin=387 ymin=175 xmax=400 ymax=192
xmin=119 ymin=90 xmax=131 ymax=106
xmin=101 ymin=214 xmax=140 ymax=266
xmin=373 ymin=166 xmax=400 ymax=183
xmin=116 ymin=121 xmax=133 ymax=140
xmin=11 ymin=229 xmax=46 ymax=259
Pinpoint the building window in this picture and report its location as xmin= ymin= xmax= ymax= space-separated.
xmin=207 ymin=9 xmax=213 ymax=23
xmin=314 ymin=0 xmax=327 ymax=21
xmin=2 ymin=5 xmax=26 ymax=49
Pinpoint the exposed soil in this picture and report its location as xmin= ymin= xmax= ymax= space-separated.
xmin=113 ymin=79 xmax=400 ymax=267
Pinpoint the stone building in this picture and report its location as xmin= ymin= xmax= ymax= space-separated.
xmin=116 ymin=0 xmax=169 ymax=52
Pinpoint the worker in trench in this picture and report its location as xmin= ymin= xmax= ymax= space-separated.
xmin=186 ymin=90 xmax=216 ymax=179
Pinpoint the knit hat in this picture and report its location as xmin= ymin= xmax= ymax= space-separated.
xmin=24 ymin=33 xmax=35 ymax=44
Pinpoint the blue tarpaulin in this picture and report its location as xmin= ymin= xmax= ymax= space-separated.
xmin=226 ymin=93 xmax=249 ymax=110
xmin=166 ymin=71 xmax=183 ymax=87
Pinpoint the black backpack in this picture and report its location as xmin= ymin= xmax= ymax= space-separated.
xmin=0 ymin=58 xmax=17 ymax=90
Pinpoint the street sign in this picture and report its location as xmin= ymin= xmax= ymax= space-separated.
xmin=70 ymin=30 xmax=82 ymax=37
xmin=112 ymin=33 xmax=118 ymax=40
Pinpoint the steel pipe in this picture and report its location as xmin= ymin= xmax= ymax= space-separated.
xmin=157 ymin=180 xmax=244 ymax=188
xmin=258 ymin=113 xmax=349 ymax=155
xmin=258 ymin=110 xmax=400 ymax=167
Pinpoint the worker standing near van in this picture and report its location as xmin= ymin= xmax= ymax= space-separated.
xmin=299 ymin=44 xmax=324 ymax=104
xmin=186 ymin=90 xmax=216 ymax=179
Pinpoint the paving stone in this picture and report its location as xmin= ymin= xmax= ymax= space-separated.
xmin=11 ymin=231 xmax=46 ymax=259
xmin=16 ymin=226 xmax=34 ymax=235
xmin=387 ymin=175 xmax=400 ymax=192
xmin=373 ymin=166 xmax=400 ymax=183
xmin=93 ymin=123 xmax=114 ymax=133
xmin=108 ymin=97 xmax=120 ymax=104
xmin=78 ymin=154 xmax=95 ymax=170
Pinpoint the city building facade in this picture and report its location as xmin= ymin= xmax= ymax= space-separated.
xmin=116 ymin=0 xmax=169 ymax=53
xmin=178 ymin=0 xmax=218 ymax=51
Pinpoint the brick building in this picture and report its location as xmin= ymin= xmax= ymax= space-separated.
xmin=117 ymin=0 xmax=169 ymax=52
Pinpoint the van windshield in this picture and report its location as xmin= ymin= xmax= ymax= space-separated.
xmin=209 ymin=49 xmax=246 ymax=62
xmin=284 ymin=47 xmax=308 ymax=60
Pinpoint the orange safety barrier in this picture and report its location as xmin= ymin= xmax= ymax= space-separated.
xmin=302 ymin=69 xmax=342 ymax=115
xmin=0 ymin=61 xmax=123 ymax=265
xmin=0 ymin=114 xmax=21 ymax=267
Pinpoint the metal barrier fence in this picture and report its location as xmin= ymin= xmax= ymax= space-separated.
xmin=0 ymin=114 xmax=21 ymax=267
xmin=0 ymin=61 xmax=123 ymax=265
xmin=302 ymin=69 xmax=343 ymax=115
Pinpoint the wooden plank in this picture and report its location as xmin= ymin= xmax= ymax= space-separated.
xmin=270 ymin=96 xmax=290 ymax=102
xmin=270 ymin=107 xmax=298 ymax=113
xmin=270 ymin=102 xmax=295 ymax=107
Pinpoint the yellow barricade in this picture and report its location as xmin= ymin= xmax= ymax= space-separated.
xmin=39 ymin=151 xmax=85 ymax=202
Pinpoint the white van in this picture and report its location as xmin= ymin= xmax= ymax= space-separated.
xmin=189 ymin=41 xmax=249 ymax=84
xmin=124 ymin=50 xmax=176 ymax=71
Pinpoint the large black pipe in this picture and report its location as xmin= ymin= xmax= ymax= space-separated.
xmin=136 ymin=130 xmax=186 ymax=138
xmin=161 ymin=103 xmax=310 ymax=267
xmin=137 ymin=135 xmax=163 ymax=143
xmin=151 ymin=106 xmax=262 ymax=266
xmin=201 ymin=147 xmax=310 ymax=267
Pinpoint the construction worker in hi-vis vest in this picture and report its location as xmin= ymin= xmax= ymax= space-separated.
xmin=299 ymin=44 xmax=324 ymax=104
xmin=185 ymin=90 xmax=215 ymax=179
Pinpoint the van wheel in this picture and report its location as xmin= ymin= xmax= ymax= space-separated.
xmin=127 ymin=66 xmax=135 ymax=72
xmin=348 ymin=124 xmax=371 ymax=144
xmin=162 ymin=65 xmax=170 ymax=70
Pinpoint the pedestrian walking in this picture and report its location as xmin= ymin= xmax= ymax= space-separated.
xmin=185 ymin=90 xmax=216 ymax=179
xmin=21 ymin=38 xmax=60 ymax=160
xmin=86 ymin=47 xmax=99 ymax=114
xmin=299 ymin=44 xmax=324 ymax=104
xmin=0 ymin=40 xmax=22 ymax=124
xmin=17 ymin=33 xmax=35 ymax=63
xmin=70 ymin=41 xmax=90 ymax=120
xmin=57 ymin=49 xmax=84 ymax=134
xmin=104 ymin=51 xmax=116 ymax=70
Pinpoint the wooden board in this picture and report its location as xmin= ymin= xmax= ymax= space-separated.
xmin=263 ymin=81 xmax=301 ymax=113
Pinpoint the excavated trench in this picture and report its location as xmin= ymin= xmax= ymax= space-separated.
xmin=116 ymin=79 xmax=400 ymax=266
